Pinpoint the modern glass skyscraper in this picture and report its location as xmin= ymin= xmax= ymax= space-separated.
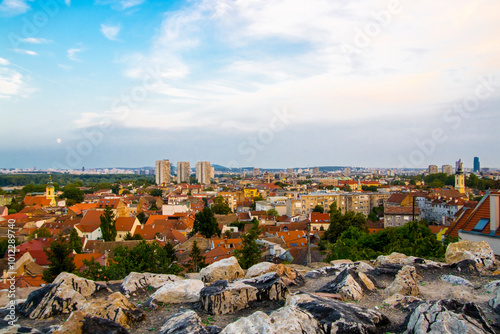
xmin=473 ymin=157 xmax=480 ymax=173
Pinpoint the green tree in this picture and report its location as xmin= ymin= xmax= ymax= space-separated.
xmin=136 ymin=211 xmax=147 ymax=224
xmin=312 ymin=205 xmax=324 ymax=213
xmin=266 ymin=209 xmax=279 ymax=217
xmin=323 ymin=202 xmax=367 ymax=243
xmin=187 ymin=240 xmax=207 ymax=272
xmin=234 ymin=220 xmax=263 ymax=269
xmin=164 ymin=241 xmax=177 ymax=262
xmin=123 ymin=233 xmax=144 ymax=240
xmin=150 ymin=188 xmax=163 ymax=197
xmin=27 ymin=227 xmax=52 ymax=240
xmin=100 ymin=206 xmax=117 ymax=242
xmin=68 ymin=228 xmax=83 ymax=253
xmin=61 ymin=187 xmax=84 ymax=204
xmin=43 ymin=237 xmax=76 ymax=283
xmin=211 ymin=196 xmax=232 ymax=214
xmin=191 ymin=207 xmax=221 ymax=238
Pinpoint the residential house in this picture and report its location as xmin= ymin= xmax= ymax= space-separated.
xmin=384 ymin=206 xmax=421 ymax=228
xmin=115 ymin=217 xmax=141 ymax=241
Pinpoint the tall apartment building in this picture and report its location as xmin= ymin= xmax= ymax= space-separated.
xmin=155 ymin=160 xmax=171 ymax=185
xmin=474 ymin=157 xmax=480 ymax=173
xmin=442 ymin=164 xmax=453 ymax=176
xmin=177 ymin=161 xmax=191 ymax=184
xmin=252 ymin=167 xmax=260 ymax=177
xmin=196 ymin=161 xmax=212 ymax=184
xmin=428 ymin=165 xmax=438 ymax=175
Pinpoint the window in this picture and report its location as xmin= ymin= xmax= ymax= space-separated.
xmin=472 ymin=218 xmax=490 ymax=232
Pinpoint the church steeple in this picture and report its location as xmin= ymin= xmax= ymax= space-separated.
xmin=455 ymin=159 xmax=465 ymax=194
xmin=46 ymin=175 xmax=56 ymax=206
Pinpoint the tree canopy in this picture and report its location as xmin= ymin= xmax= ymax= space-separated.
xmin=191 ymin=207 xmax=221 ymax=238
xmin=211 ymin=196 xmax=232 ymax=215
xmin=43 ymin=237 xmax=76 ymax=283
xmin=187 ymin=240 xmax=207 ymax=272
xmin=100 ymin=206 xmax=117 ymax=242
xmin=312 ymin=205 xmax=324 ymax=213
xmin=234 ymin=220 xmax=263 ymax=269
xmin=322 ymin=202 xmax=367 ymax=243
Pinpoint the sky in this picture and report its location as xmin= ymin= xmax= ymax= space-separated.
xmin=1 ymin=0 xmax=499 ymax=170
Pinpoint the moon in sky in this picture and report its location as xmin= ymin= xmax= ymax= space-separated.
xmin=57 ymin=138 xmax=62 ymax=144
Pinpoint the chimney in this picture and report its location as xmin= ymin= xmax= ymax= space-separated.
xmin=490 ymin=193 xmax=499 ymax=234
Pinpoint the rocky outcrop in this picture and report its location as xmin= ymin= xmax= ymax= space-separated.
xmin=79 ymin=292 xmax=145 ymax=328
xmin=199 ymin=257 xmax=244 ymax=283
xmin=316 ymin=268 xmax=375 ymax=301
xmin=385 ymin=265 xmax=421 ymax=297
xmin=19 ymin=272 xmax=108 ymax=319
xmin=440 ymin=275 xmax=473 ymax=287
xmin=484 ymin=280 xmax=500 ymax=293
xmin=404 ymin=299 xmax=495 ymax=334
xmin=445 ymin=240 xmax=496 ymax=268
xmin=287 ymin=292 xmax=390 ymax=333
xmin=121 ymin=272 xmax=181 ymax=295
xmin=150 ymin=279 xmax=205 ymax=304
xmin=0 ymin=321 xmax=44 ymax=333
xmin=200 ymin=272 xmax=288 ymax=315
xmin=383 ymin=294 xmax=423 ymax=309
xmin=488 ymin=288 xmax=500 ymax=314
xmin=53 ymin=310 xmax=130 ymax=334
xmin=244 ymin=263 xmax=304 ymax=286
xmin=159 ymin=310 xmax=221 ymax=334
xmin=244 ymin=262 xmax=274 ymax=278
xmin=220 ymin=305 xmax=322 ymax=334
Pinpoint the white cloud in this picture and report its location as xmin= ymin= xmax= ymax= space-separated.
xmin=21 ymin=37 xmax=51 ymax=44
xmin=12 ymin=49 xmax=37 ymax=56
xmin=95 ymin=0 xmax=145 ymax=10
xmin=67 ymin=48 xmax=82 ymax=61
xmin=0 ymin=0 xmax=30 ymax=16
xmin=0 ymin=67 xmax=23 ymax=99
xmin=0 ymin=58 xmax=9 ymax=66
xmin=100 ymin=23 xmax=121 ymax=41
xmin=65 ymin=0 xmax=71 ymax=6
xmin=120 ymin=0 xmax=145 ymax=10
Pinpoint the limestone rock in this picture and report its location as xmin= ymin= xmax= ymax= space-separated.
xmin=287 ymin=292 xmax=390 ymax=332
xmin=488 ymin=288 xmax=500 ymax=314
xmin=316 ymin=268 xmax=374 ymax=301
xmin=404 ymin=299 xmax=495 ymax=334
xmin=159 ymin=310 xmax=221 ymax=334
xmin=220 ymin=306 xmax=322 ymax=334
xmin=151 ymin=279 xmax=205 ymax=304
xmin=0 ymin=321 xmax=44 ymax=333
xmin=198 ymin=257 xmax=244 ymax=283
xmin=19 ymin=272 xmax=108 ymax=319
xmin=483 ymin=280 xmax=500 ymax=293
xmin=121 ymin=272 xmax=181 ymax=295
xmin=385 ymin=265 xmax=420 ymax=297
xmin=53 ymin=310 xmax=130 ymax=334
xmin=440 ymin=275 xmax=473 ymax=287
xmin=330 ymin=259 xmax=354 ymax=266
xmin=245 ymin=263 xmax=304 ymax=286
xmin=383 ymin=294 xmax=423 ymax=309
xmin=376 ymin=252 xmax=419 ymax=266
xmin=445 ymin=240 xmax=495 ymax=268
xmin=79 ymin=292 xmax=145 ymax=328
xmin=244 ymin=262 xmax=274 ymax=278
xmin=200 ymin=272 xmax=288 ymax=315
xmin=304 ymin=266 xmax=339 ymax=279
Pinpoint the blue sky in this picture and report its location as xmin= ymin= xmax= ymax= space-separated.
xmin=1 ymin=0 xmax=499 ymax=170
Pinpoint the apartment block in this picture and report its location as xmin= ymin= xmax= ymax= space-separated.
xmin=177 ymin=161 xmax=191 ymax=184
xmin=155 ymin=160 xmax=171 ymax=185
xmin=196 ymin=161 xmax=212 ymax=184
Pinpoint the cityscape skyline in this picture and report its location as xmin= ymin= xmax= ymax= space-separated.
xmin=1 ymin=1 xmax=499 ymax=169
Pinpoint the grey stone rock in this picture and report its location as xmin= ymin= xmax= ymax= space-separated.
xmin=199 ymin=257 xmax=244 ymax=283
xmin=0 ymin=320 xmax=43 ymax=333
xmin=404 ymin=299 xmax=495 ymax=334
xmin=159 ymin=310 xmax=221 ymax=334
xmin=200 ymin=272 xmax=288 ymax=315
xmin=484 ymin=280 xmax=500 ymax=293
xmin=440 ymin=275 xmax=473 ymax=287
xmin=19 ymin=272 xmax=108 ymax=319
xmin=52 ymin=310 xmax=130 ymax=334
xmin=488 ymin=288 xmax=500 ymax=314
xmin=151 ymin=279 xmax=205 ymax=304
xmin=287 ymin=292 xmax=390 ymax=333
xmin=316 ymin=268 xmax=374 ymax=300
xmin=385 ymin=265 xmax=421 ymax=297
xmin=121 ymin=272 xmax=181 ymax=295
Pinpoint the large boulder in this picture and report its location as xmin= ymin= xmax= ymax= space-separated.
xmin=19 ymin=272 xmax=108 ymax=319
xmin=376 ymin=252 xmax=420 ymax=266
xmin=385 ymin=265 xmax=421 ymax=297
xmin=383 ymin=294 xmax=423 ymax=309
xmin=159 ymin=310 xmax=221 ymax=334
xmin=199 ymin=257 xmax=244 ymax=283
xmin=404 ymin=299 xmax=495 ymax=334
xmin=53 ymin=310 xmax=130 ymax=334
xmin=445 ymin=240 xmax=496 ymax=268
xmin=151 ymin=279 xmax=205 ymax=304
xmin=121 ymin=272 xmax=181 ymax=295
xmin=488 ymin=288 xmax=500 ymax=314
xmin=287 ymin=292 xmax=390 ymax=333
xmin=440 ymin=275 xmax=473 ymax=287
xmin=316 ymin=268 xmax=375 ymax=301
xmin=78 ymin=292 xmax=145 ymax=328
xmin=245 ymin=263 xmax=304 ymax=286
xmin=0 ymin=321 xmax=44 ymax=333
xmin=200 ymin=272 xmax=288 ymax=315
xmin=220 ymin=306 xmax=322 ymax=334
